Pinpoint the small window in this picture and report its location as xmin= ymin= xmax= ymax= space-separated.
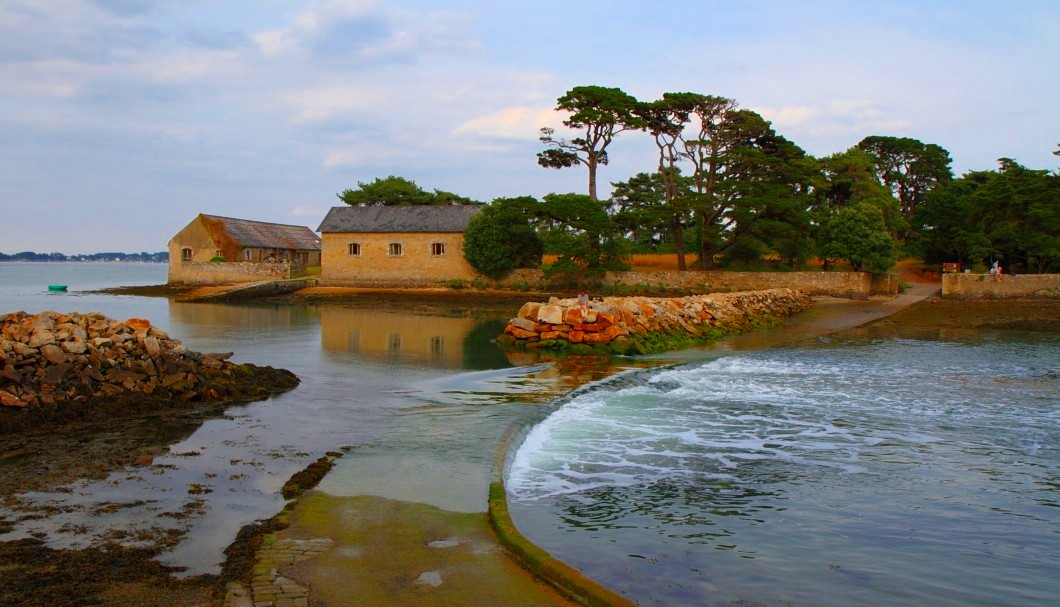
xmin=388 ymin=333 xmax=402 ymax=352
xmin=430 ymin=242 xmax=445 ymax=257
xmin=388 ymin=242 xmax=403 ymax=257
xmin=244 ymin=249 xmax=252 ymax=260
xmin=348 ymin=243 xmax=361 ymax=256
xmin=181 ymin=248 xmax=192 ymax=261
xmin=430 ymin=336 xmax=444 ymax=354
xmin=215 ymin=249 xmax=222 ymax=258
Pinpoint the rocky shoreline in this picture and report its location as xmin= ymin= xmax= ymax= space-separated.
xmin=498 ymin=288 xmax=813 ymax=355
xmin=1 ymin=310 xmax=298 ymax=434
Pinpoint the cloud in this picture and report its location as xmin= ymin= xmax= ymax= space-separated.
xmin=452 ymin=106 xmax=564 ymax=140
xmin=252 ymin=0 xmax=478 ymax=66
xmin=280 ymin=84 xmax=390 ymax=124
xmin=754 ymin=106 xmax=817 ymax=127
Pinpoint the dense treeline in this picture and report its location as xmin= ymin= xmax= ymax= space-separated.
xmin=337 ymin=86 xmax=1058 ymax=280
xmin=0 ymin=251 xmax=169 ymax=262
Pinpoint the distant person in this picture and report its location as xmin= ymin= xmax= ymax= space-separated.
xmin=995 ymin=263 xmax=1003 ymax=282
xmin=577 ymin=291 xmax=590 ymax=316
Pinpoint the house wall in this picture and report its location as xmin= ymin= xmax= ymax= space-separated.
xmin=168 ymin=219 xmax=224 ymax=283
xmin=239 ymin=248 xmax=320 ymax=265
xmin=320 ymin=231 xmax=478 ymax=285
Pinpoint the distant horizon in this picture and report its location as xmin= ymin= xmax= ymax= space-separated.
xmin=0 ymin=251 xmax=169 ymax=261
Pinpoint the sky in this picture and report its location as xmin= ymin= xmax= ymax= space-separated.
xmin=1 ymin=0 xmax=1057 ymax=254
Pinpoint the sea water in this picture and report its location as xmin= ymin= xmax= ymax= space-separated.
xmin=3 ymin=263 xmax=1057 ymax=604
xmin=0 ymin=261 xmax=170 ymax=320
xmin=507 ymin=336 xmax=1060 ymax=606
xmin=0 ymin=262 xmax=585 ymax=574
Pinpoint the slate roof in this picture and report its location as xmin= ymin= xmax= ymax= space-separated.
xmin=201 ymin=215 xmax=321 ymax=250
xmin=316 ymin=205 xmax=483 ymax=234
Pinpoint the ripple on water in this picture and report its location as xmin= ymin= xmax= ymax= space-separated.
xmin=507 ymin=337 xmax=1060 ymax=607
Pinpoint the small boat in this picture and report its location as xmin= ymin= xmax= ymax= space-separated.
xmin=47 ymin=285 xmax=68 ymax=292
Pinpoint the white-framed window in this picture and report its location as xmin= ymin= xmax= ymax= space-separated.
xmin=181 ymin=248 xmax=192 ymax=261
xmin=430 ymin=242 xmax=445 ymax=257
xmin=348 ymin=242 xmax=361 ymax=256
xmin=388 ymin=242 xmax=403 ymax=257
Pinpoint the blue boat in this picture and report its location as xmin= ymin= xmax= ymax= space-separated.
xmin=47 ymin=285 xmax=67 ymax=292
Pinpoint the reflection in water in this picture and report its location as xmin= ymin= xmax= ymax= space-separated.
xmin=168 ymin=301 xmax=322 ymax=340
xmin=319 ymin=306 xmax=511 ymax=369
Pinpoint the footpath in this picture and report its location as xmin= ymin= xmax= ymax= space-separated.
xmin=223 ymin=282 xmax=942 ymax=607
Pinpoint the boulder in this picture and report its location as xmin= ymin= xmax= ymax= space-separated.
xmin=536 ymin=305 xmax=564 ymax=325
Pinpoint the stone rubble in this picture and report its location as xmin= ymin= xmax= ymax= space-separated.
xmin=499 ymin=288 xmax=812 ymax=354
xmin=0 ymin=310 xmax=297 ymax=419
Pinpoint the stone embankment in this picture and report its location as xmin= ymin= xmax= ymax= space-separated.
xmin=498 ymin=288 xmax=812 ymax=355
xmin=0 ymin=310 xmax=298 ymax=431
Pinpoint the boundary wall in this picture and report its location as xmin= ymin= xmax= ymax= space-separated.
xmin=504 ymin=270 xmax=898 ymax=297
xmin=942 ymin=273 xmax=1059 ymax=299
xmin=168 ymin=261 xmax=296 ymax=285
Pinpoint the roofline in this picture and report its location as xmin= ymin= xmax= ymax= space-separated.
xmin=199 ymin=213 xmax=319 ymax=232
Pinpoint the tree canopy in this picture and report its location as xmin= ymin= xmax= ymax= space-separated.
xmin=857 ymin=136 xmax=953 ymax=220
xmin=538 ymin=86 xmax=644 ymax=201
xmin=517 ymin=84 xmax=1051 ymax=277
xmin=537 ymin=193 xmax=630 ymax=282
xmin=818 ymin=203 xmax=898 ymax=272
xmin=338 ymin=176 xmax=480 ymax=206
xmin=912 ymin=158 xmax=1058 ymax=272
xmin=462 ymin=197 xmax=543 ymax=279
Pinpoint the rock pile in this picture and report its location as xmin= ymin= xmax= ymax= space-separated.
xmin=498 ymin=289 xmax=811 ymax=355
xmin=1 ymin=310 xmax=298 ymax=428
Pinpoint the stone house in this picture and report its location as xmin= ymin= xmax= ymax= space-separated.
xmin=168 ymin=214 xmax=321 ymax=284
xmin=316 ymin=205 xmax=483 ymax=285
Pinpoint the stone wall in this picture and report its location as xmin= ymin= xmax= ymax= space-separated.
xmin=498 ymin=289 xmax=812 ymax=355
xmin=168 ymin=261 xmax=294 ymax=285
xmin=320 ymin=231 xmax=477 ymax=285
xmin=504 ymin=269 xmax=895 ymax=297
xmin=942 ymin=273 xmax=1060 ymax=299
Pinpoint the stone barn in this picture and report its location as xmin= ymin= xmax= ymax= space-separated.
xmin=316 ymin=205 xmax=483 ymax=285
xmin=168 ymin=214 xmax=321 ymax=284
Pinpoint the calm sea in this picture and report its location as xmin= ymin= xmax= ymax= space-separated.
xmin=2 ymin=263 xmax=1057 ymax=606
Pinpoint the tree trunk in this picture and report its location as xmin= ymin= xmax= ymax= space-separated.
xmin=670 ymin=215 xmax=686 ymax=271
xmin=698 ymin=214 xmax=716 ymax=269
xmin=587 ymin=155 xmax=598 ymax=201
